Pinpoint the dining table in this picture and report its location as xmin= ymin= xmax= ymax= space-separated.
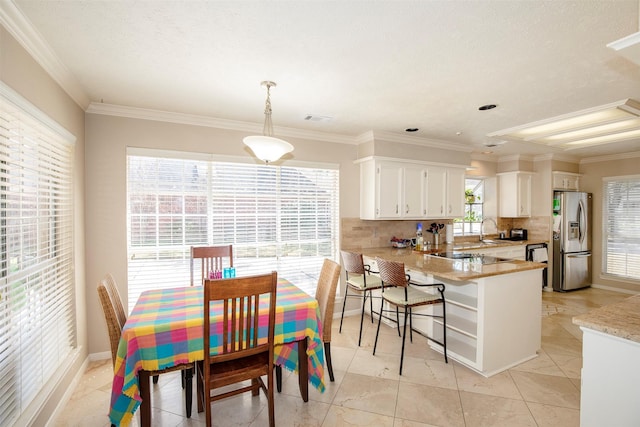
xmin=108 ymin=277 xmax=325 ymax=427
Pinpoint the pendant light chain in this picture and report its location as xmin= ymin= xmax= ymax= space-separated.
xmin=262 ymin=81 xmax=274 ymax=137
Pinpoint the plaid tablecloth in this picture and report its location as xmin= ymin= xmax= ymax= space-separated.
xmin=109 ymin=279 xmax=325 ymax=426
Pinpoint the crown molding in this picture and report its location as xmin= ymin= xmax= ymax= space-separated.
xmin=497 ymin=154 xmax=535 ymax=163
xmin=580 ymin=150 xmax=640 ymax=164
xmin=86 ymin=102 xmax=359 ymax=145
xmin=0 ymin=1 xmax=90 ymax=108
xmin=369 ymin=130 xmax=473 ymax=153
xmin=533 ymin=153 xmax=580 ymax=163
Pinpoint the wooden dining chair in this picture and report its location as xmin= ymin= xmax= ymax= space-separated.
xmin=197 ymin=271 xmax=278 ymax=427
xmin=339 ymin=250 xmax=383 ymax=346
xmin=190 ymin=245 xmax=233 ymax=286
xmin=372 ymin=257 xmax=448 ymax=375
xmin=97 ymin=274 xmax=194 ymax=419
xmin=315 ymin=258 xmax=341 ymax=382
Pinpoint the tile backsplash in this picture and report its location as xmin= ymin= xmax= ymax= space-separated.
xmin=341 ymin=216 xmax=550 ymax=250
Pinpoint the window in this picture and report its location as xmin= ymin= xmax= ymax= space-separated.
xmin=0 ymin=83 xmax=76 ymax=426
xmin=603 ymin=176 xmax=640 ymax=281
xmin=455 ymin=178 xmax=484 ymax=235
xmin=127 ymin=149 xmax=340 ymax=310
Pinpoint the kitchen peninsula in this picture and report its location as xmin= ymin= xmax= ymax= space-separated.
xmin=360 ymin=244 xmax=546 ymax=377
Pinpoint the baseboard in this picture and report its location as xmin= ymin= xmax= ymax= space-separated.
xmin=590 ymin=283 xmax=639 ymax=295
xmin=90 ymin=351 xmax=112 ymax=362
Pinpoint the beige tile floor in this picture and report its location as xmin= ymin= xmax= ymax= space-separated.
xmin=56 ymin=287 xmax=630 ymax=427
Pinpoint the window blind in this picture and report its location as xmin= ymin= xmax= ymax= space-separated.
xmin=603 ymin=176 xmax=640 ymax=281
xmin=0 ymin=83 xmax=76 ymax=426
xmin=127 ymin=151 xmax=339 ymax=311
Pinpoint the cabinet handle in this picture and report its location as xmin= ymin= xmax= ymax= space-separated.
xmin=423 ymin=208 xmax=426 ymax=215
xmin=440 ymin=206 xmax=443 ymax=214
xmin=396 ymin=204 xmax=398 ymax=214
xmin=406 ymin=204 xmax=409 ymax=214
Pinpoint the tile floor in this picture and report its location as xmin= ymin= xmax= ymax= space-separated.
xmin=55 ymin=287 xmax=630 ymax=427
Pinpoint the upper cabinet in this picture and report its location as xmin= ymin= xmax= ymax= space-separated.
xmin=425 ymin=166 xmax=465 ymax=218
xmin=498 ymin=171 xmax=534 ymax=217
xmin=358 ymin=157 xmax=465 ymax=220
xmin=552 ymin=171 xmax=581 ymax=191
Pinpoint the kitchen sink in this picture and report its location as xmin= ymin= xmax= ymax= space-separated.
xmin=429 ymin=252 xmax=512 ymax=265
xmin=479 ymin=239 xmax=500 ymax=244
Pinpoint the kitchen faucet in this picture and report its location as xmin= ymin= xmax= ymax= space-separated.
xmin=480 ymin=217 xmax=497 ymax=241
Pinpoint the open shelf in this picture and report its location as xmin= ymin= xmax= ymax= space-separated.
xmin=434 ymin=314 xmax=477 ymax=338
xmin=445 ymin=292 xmax=478 ymax=311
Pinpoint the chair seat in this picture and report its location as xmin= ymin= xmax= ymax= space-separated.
xmin=382 ymin=285 xmax=443 ymax=307
xmin=346 ymin=274 xmax=383 ymax=290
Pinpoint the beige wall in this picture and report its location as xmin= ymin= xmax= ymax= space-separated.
xmin=1 ymin=27 xmax=87 ymax=425
xmin=580 ymin=154 xmax=640 ymax=293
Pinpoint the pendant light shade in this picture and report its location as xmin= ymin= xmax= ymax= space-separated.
xmin=243 ymin=81 xmax=293 ymax=163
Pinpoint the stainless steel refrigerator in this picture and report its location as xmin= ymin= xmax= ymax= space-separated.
xmin=552 ymin=191 xmax=592 ymax=291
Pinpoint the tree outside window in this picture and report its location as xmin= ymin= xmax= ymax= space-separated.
xmin=455 ymin=178 xmax=483 ymax=235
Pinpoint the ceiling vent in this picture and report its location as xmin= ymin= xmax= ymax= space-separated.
xmin=304 ymin=114 xmax=333 ymax=122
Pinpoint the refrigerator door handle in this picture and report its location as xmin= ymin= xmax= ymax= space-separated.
xmin=578 ymin=199 xmax=587 ymax=246
xmin=567 ymin=252 xmax=591 ymax=258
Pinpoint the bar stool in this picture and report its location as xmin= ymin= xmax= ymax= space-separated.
xmin=339 ymin=250 xmax=383 ymax=346
xmin=373 ymin=257 xmax=448 ymax=375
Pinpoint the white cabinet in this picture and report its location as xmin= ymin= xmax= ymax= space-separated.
xmin=359 ymin=159 xmax=425 ymax=219
xmin=498 ymin=172 xmax=533 ymax=217
xmin=358 ymin=157 xmax=465 ymax=220
xmin=424 ymin=166 xmax=465 ymax=218
xmin=552 ymin=171 xmax=580 ymax=191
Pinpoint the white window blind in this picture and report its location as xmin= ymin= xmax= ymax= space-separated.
xmin=0 ymin=83 xmax=76 ymax=426
xmin=603 ymin=176 xmax=640 ymax=281
xmin=127 ymin=151 xmax=339 ymax=310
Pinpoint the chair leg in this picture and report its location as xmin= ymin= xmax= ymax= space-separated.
xmin=196 ymin=362 xmax=204 ymax=413
xmin=373 ymin=297 xmax=385 ymax=355
xmin=339 ymin=286 xmax=349 ymax=333
xmin=324 ymin=342 xmax=335 ymax=382
xmin=400 ymin=306 xmax=409 ymax=375
xmin=152 ymin=374 xmax=159 ymax=384
xmin=358 ymin=290 xmax=366 ymax=346
xmin=395 ymin=306 xmax=401 ymax=337
xmin=442 ymin=299 xmax=448 ymax=363
xmin=368 ymin=289 xmax=375 ymax=323
xmin=409 ymin=306 xmax=413 ymax=343
xmin=275 ymin=365 xmax=282 ymax=392
xmin=184 ymin=367 xmax=193 ymax=418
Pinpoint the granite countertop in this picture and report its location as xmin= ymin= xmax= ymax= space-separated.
xmin=360 ymin=246 xmax=547 ymax=282
xmin=417 ymin=239 xmax=548 ymax=254
xmin=572 ymin=294 xmax=640 ymax=344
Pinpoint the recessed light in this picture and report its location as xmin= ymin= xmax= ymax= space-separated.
xmin=405 ymin=128 xmax=419 ymax=132
xmin=479 ymin=104 xmax=497 ymax=111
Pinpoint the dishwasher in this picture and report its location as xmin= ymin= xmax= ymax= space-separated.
xmin=526 ymin=243 xmax=548 ymax=289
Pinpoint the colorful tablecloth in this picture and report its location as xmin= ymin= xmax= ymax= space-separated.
xmin=109 ymin=279 xmax=325 ymax=426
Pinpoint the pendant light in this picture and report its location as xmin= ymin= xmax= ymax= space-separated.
xmin=243 ymin=81 xmax=294 ymax=163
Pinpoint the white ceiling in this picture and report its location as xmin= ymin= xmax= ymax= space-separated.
xmin=6 ymin=0 xmax=640 ymax=160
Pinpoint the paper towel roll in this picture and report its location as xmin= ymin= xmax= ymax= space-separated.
xmin=445 ymin=224 xmax=454 ymax=243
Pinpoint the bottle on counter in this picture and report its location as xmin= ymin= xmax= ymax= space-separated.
xmin=416 ymin=222 xmax=423 ymax=251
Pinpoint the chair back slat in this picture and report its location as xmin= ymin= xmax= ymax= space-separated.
xmin=203 ymin=272 xmax=277 ymax=363
xmin=191 ymin=245 xmax=233 ymax=286
xmin=340 ymin=250 xmax=365 ymax=275
xmin=315 ymin=259 xmax=341 ymax=343
xmin=376 ymin=257 xmax=409 ymax=288
xmin=97 ymin=274 xmax=126 ymax=368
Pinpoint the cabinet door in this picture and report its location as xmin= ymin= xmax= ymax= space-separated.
xmin=447 ymin=168 xmax=465 ymax=218
xmin=376 ymin=162 xmax=402 ymax=218
xmin=425 ymin=166 xmax=447 ymax=217
xmin=403 ymin=166 xmax=424 ymax=218
xmin=517 ymin=173 xmax=531 ymax=216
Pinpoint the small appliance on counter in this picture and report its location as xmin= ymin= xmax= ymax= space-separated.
xmin=498 ymin=228 xmax=528 ymax=241
xmin=510 ymin=228 xmax=528 ymax=240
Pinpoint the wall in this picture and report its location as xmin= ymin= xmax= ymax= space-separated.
xmin=1 ymin=27 xmax=87 ymax=425
xmin=84 ymin=113 xmax=360 ymax=354
xmin=580 ymin=153 xmax=640 ymax=293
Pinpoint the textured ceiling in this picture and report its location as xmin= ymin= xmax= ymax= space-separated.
xmin=8 ymin=0 xmax=640 ymax=160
